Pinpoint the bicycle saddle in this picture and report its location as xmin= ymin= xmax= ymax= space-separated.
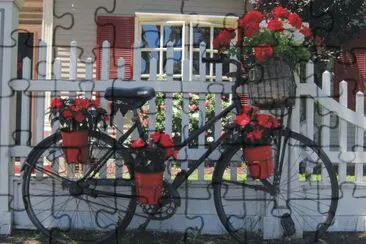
xmin=104 ymin=86 xmax=155 ymax=101
xmin=104 ymin=86 xmax=156 ymax=115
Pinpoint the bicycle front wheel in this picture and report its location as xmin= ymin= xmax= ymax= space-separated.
xmin=213 ymin=129 xmax=338 ymax=243
xmin=22 ymin=130 xmax=137 ymax=243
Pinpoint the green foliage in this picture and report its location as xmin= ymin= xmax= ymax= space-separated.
xmin=141 ymin=91 xmax=232 ymax=147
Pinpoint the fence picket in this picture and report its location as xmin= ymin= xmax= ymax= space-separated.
xmin=305 ymin=62 xmax=314 ymax=140
xmin=117 ymin=58 xmax=125 ymax=80
xmin=148 ymin=58 xmax=157 ymax=133
xmin=355 ymin=91 xmax=365 ymax=182
xmin=164 ymin=42 xmax=174 ymax=181
xmin=84 ymin=57 xmax=93 ymax=98
xmin=133 ymin=41 xmax=141 ymax=80
xmin=338 ymin=81 xmax=348 ymax=182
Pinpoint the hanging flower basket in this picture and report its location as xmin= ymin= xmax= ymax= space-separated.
xmin=130 ymin=131 xmax=178 ymax=205
xmin=244 ymin=145 xmax=273 ymax=179
xmin=61 ymin=130 xmax=89 ymax=164
xmin=247 ymin=57 xmax=296 ymax=108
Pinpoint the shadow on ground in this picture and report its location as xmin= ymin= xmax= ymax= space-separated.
xmin=1 ymin=230 xmax=366 ymax=244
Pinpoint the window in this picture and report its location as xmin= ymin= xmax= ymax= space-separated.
xmin=136 ymin=13 xmax=238 ymax=80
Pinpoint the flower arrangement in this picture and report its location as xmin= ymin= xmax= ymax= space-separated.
xmin=130 ymin=131 xmax=179 ymax=173
xmin=131 ymin=131 xmax=178 ymax=159
xmin=235 ymin=104 xmax=279 ymax=145
xmin=214 ymin=6 xmax=314 ymax=70
xmin=49 ymin=97 xmax=108 ymax=132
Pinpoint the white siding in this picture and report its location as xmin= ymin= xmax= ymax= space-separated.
xmin=53 ymin=0 xmax=245 ymax=79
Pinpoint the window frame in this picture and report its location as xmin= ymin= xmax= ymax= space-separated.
xmin=135 ymin=12 xmax=238 ymax=80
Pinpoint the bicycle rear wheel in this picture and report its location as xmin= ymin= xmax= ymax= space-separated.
xmin=213 ymin=129 xmax=338 ymax=243
xmin=22 ymin=130 xmax=136 ymax=243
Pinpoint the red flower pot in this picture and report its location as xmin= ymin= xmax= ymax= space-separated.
xmin=244 ymin=145 xmax=273 ymax=179
xmin=135 ymin=171 xmax=164 ymax=204
xmin=61 ymin=130 xmax=89 ymax=164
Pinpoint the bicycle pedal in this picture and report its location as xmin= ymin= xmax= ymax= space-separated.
xmin=281 ymin=213 xmax=296 ymax=237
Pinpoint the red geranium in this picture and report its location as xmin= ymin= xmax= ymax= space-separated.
xmin=213 ymin=7 xmax=314 ymax=69
xmin=254 ymin=44 xmax=273 ymax=63
xmin=62 ymin=109 xmax=73 ymax=120
xmin=51 ymin=98 xmax=63 ymax=108
xmin=213 ymin=28 xmax=236 ymax=49
xmin=235 ymin=105 xmax=279 ymax=145
xmin=132 ymin=132 xmax=179 ymax=159
xmin=272 ymin=6 xmax=290 ymax=19
xmin=288 ymin=13 xmax=303 ymax=29
xmin=267 ymin=19 xmax=284 ymax=32
xmin=49 ymin=96 xmax=108 ymax=132
xmin=131 ymin=138 xmax=146 ymax=148
xmin=239 ymin=10 xmax=264 ymax=27
xmin=300 ymin=25 xmax=312 ymax=38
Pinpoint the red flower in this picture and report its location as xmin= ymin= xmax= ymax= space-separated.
xmin=70 ymin=105 xmax=81 ymax=112
xmin=74 ymin=112 xmax=85 ymax=123
xmin=159 ymin=134 xmax=174 ymax=148
xmin=288 ymin=13 xmax=302 ymax=29
xmin=150 ymin=132 xmax=162 ymax=143
xmin=235 ymin=113 xmax=251 ymax=127
xmin=267 ymin=19 xmax=284 ymax=32
xmin=240 ymin=10 xmax=264 ymax=27
xmin=257 ymin=114 xmax=279 ymax=128
xmin=247 ymin=129 xmax=263 ymax=141
xmin=244 ymin=22 xmax=260 ymax=38
xmin=254 ymin=44 xmax=273 ymax=63
xmin=300 ymin=25 xmax=312 ymax=38
xmin=213 ymin=28 xmax=236 ymax=49
xmin=62 ymin=109 xmax=73 ymax=120
xmin=272 ymin=6 xmax=290 ymax=19
xmin=92 ymin=99 xmax=101 ymax=108
xmin=51 ymin=98 xmax=63 ymax=108
xmin=204 ymin=100 xmax=209 ymax=107
xmin=75 ymin=98 xmax=91 ymax=108
xmin=131 ymin=138 xmax=146 ymax=148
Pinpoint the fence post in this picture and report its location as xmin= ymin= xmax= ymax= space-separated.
xmin=0 ymin=0 xmax=23 ymax=235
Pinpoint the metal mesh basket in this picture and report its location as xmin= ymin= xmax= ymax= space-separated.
xmin=247 ymin=58 xmax=296 ymax=109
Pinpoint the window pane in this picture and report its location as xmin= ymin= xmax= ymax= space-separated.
xmin=142 ymin=25 xmax=160 ymax=48
xmin=163 ymin=51 xmax=182 ymax=74
xmin=193 ymin=27 xmax=210 ymax=48
xmin=163 ymin=26 xmax=182 ymax=47
xmin=141 ymin=51 xmax=159 ymax=74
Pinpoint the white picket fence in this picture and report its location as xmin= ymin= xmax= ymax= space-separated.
xmin=4 ymin=39 xmax=366 ymax=237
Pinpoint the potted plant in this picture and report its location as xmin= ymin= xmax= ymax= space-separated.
xmin=214 ymin=6 xmax=315 ymax=106
xmin=49 ymin=97 xmax=108 ymax=164
xmin=235 ymin=104 xmax=280 ymax=179
xmin=130 ymin=131 xmax=178 ymax=204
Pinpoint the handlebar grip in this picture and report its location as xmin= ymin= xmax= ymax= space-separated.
xmin=201 ymin=57 xmax=224 ymax=64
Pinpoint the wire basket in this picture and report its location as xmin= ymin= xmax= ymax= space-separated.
xmin=247 ymin=58 xmax=296 ymax=109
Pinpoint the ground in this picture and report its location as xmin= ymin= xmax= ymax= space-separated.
xmin=1 ymin=230 xmax=366 ymax=244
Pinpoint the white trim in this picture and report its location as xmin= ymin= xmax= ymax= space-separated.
xmin=135 ymin=12 xmax=238 ymax=26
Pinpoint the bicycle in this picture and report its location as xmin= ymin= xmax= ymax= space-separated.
xmin=21 ymin=56 xmax=338 ymax=243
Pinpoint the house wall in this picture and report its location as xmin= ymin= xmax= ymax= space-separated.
xmin=53 ymin=0 xmax=245 ymax=79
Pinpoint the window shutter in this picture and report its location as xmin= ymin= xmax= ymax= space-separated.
xmin=334 ymin=31 xmax=366 ymax=111
xmin=96 ymin=16 xmax=135 ymax=80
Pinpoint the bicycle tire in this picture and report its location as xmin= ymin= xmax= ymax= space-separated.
xmin=22 ymin=130 xmax=137 ymax=243
xmin=213 ymin=129 xmax=338 ymax=243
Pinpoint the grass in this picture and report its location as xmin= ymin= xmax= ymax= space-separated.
xmin=2 ymin=229 xmax=366 ymax=244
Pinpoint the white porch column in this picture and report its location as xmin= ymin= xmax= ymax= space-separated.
xmin=0 ymin=0 xmax=23 ymax=235
xmin=41 ymin=0 xmax=53 ymax=132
